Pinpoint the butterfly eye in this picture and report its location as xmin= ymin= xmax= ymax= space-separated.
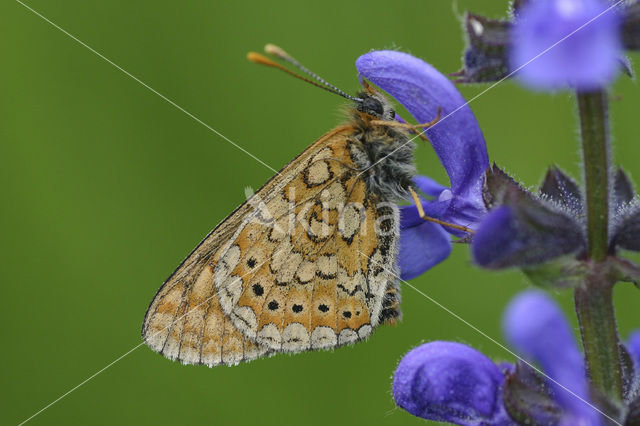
xmin=389 ymin=109 xmax=395 ymax=119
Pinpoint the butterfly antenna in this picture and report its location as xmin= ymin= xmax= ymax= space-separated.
xmin=247 ymin=46 xmax=363 ymax=102
xmin=264 ymin=44 xmax=360 ymax=101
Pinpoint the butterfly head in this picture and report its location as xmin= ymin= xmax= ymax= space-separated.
xmin=354 ymin=91 xmax=396 ymax=121
xmin=354 ymin=80 xmax=396 ymax=121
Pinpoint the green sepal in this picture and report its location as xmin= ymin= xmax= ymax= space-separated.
xmin=522 ymin=256 xmax=586 ymax=289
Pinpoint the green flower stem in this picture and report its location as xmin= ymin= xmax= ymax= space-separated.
xmin=577 ymin=90 xmax=609 ymax=261
xmin=574 ymin=268 xmax=623 ymax=403
xmin=575 ymin=90 xmax=623 ymax=404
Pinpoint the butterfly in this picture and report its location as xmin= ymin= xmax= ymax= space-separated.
xmin=141 ymin=45 xmax=441 ymax=366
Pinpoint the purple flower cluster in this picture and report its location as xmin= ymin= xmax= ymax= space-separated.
xmin=353 ymin=0 xmax=640 ymax=424
xmin=355 ymin=0 xmax=634 ymax=278
xmin=355 ymin=1 xmax=640 ymax=423
xmin=356 ymin=50 xmax=593 ymax=277
xmin=393 ymin=291 xmax=640 ymax=425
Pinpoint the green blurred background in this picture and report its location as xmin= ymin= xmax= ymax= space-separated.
xmin=2 ymin=1 xmax=638 ymax=425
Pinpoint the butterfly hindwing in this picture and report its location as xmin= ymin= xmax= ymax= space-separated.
xmin=143 ymin=249 xmax=272 ymax=366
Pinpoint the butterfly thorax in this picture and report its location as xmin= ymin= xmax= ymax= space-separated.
xmin=348 ymin=91 xmax=416 ymax=203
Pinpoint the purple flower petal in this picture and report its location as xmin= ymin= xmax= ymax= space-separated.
xmin=472 ymin=206 xmax=524 ymax=267
xmin=356 ymin=51 xmax=489 ymax=195
xmin=510 ymin=0 xmax=622 ymax=91
xmin=398 ymin=206 xmax=452 ymax=280
xmin=626 ymin=330 xmax=640 ymax=408
xmin=472 ymin=199 xmax=585 ymax=269
xmin=441 ymin=191 xmax=487 ymax=234
xmin=503 ymin=291 xmax=600 ymax=425
xmin=629 ymin=330 xmax=640 ymax=367
xmin=414 ymin=175 xmax=448 ymax=198
xmin=393 ymin=341 xmax=514 ymax=425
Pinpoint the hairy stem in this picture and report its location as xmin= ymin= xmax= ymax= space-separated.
xmin=575 ymin=90 xmax=623 ymax=404
xmin=574 ymin=270 xmax=623 ymax=403
xmin=577 ymin=90 xmax=609 ymax=261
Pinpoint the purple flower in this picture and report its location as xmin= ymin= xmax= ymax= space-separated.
xmin=503 ymin=291 xmax=600 ymax=425
xmin=393 ymin=341 xmax=514 ymax=425
xmin=626 ymin=330 xmax=640 ymax=411
xmin=510 ymin=0 xmax=622 ymax=91
xmin=629 ymin=330 xmax=640 ymax=366
xmin=471 ymin=166 xmax=586 ymax=270
xmin=472 ymin=206 xmax=523 ymax=268
xmin=356 ymin=51 xmax=489 ymax=279
xmin=393 ymin=291 xmax=602 ymax=425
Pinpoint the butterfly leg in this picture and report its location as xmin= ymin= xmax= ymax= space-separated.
xmin=378 ymin=281 xmax=402 ymax=325
xmin=371 ymin=108 xmax=442 ymax=142
xmin=407 ymin=187 xmax=475 ymax=234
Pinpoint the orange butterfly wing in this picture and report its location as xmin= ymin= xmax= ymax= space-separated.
xmin=142 ymin=125 xmax=402 ymax=366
